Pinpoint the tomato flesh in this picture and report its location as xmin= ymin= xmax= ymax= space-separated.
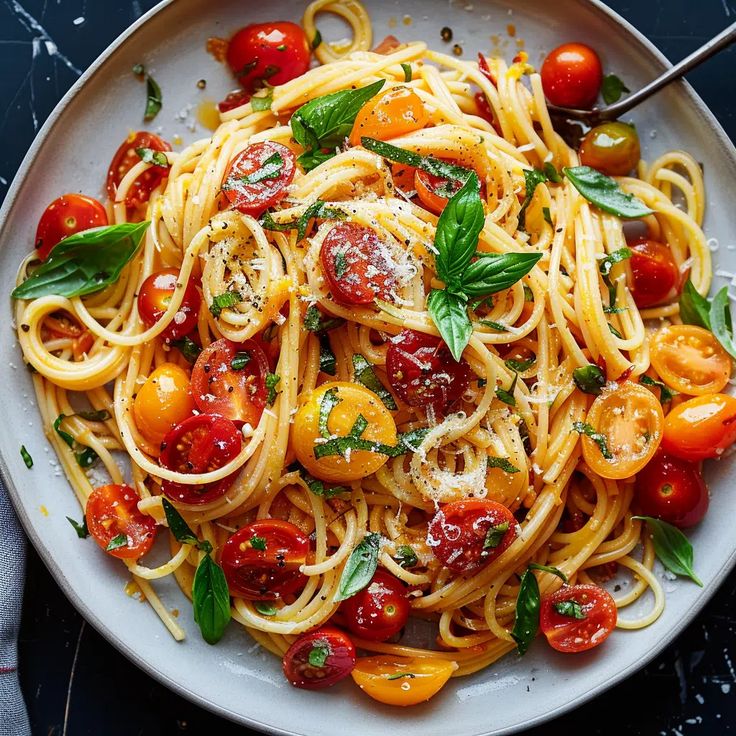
xmin=35 ymin=194 xmax=108 ymax=261
xmin=541 ymin=42 xmax=602 ymax=108
xmin=341 ymin=569 xmax=410 ymax=641
xmin=628 ymin=239 xmax=679 ymax=308
xmin=579 ymin=121 xmax=641 ymax=176
xmin=218 ymin=89 xmax=251 ymax=113
xmin=350 ymin=87 xmax=429 ymax=146
xmin=137 ymin=269 xmax=201 ymax=343
xmin=283 ymin=626 xmax=356 ymax=690
xmin=414 ymin=167 xmax=464 ymax=215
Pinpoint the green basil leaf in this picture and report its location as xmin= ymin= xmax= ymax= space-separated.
xmin=633 ymin=516 xmax=703 ymax=586
xmin=352 ymin=354 xmax=397 ymax=410
xmin=144 ymin=74 xmax=162 ymax=121
xmin=318 ymin=387 xmax=341 ymax=439
xmin=161 ymin=498 xmax=212 ymax=553
xmin=487 ymin=456 xmax=520 ymax=474
xmin=20 ymin=445 xmax=33 ymax=468
xmin=225 ymin=152 xmax=283 ymax=188
xmin=395 ymin=545 xmax=418 ymax=569
xmin=482 ymin=521 xmax=510 ymax=550
xmin=572 ymin=421 xmax=612 ymax=459
xmin=511 ymin=568 xmax=540 ymax=655
xmin=639 ymin=374 xmax=677 ymax=404
xmin=573 ymin=364 xmax=606 ymax=395
xmin=599 ymin=247 xmax=632 ymax=277
xmin=210 ymin=291 xmax=242 ymax=317
xmin=254 ymin=601 xmax=278 ymax=616
xmin=250 ymin=86 xmax=274 ymax=111
xmin=460 ymin=252 xmax=542 ymax=297
xmin=554 ymin=600 xmax=586 ymax=619
xmin=304 ymin=304 xmax=345 ymax=333
xmin=528 ymin=562 xmax=568 ymax=583
xmin=76 ymin=409 xmax=111 ymax=422
xmin=192 ymin=553 xmax=232 ymax=644
xmin=66 ymin=515 xmax=89 ymax=539
xmin=230 ymin=351 xmax=251 ymax=370
xmin=297 ymin=149 xmax=335 ymax=172
xmin=262 ymin=201 xmax=346 ymax=241
xmin=53 ymin=414 xmax=75 ymax=449
xmin=563 ymin=166 xmax=653 ymax=219
xmin=53 ymin=414 xmax=101 ymax=469
xmin=478 ymin=319 xmax=509 ymax=332
xmin=319 ymin=333 xmax=337 ymax=375
xmin=298 ymin=465 xmax=349 ymax=498
xmin=518 ymin=168 xmax=548 ymax=229
xmin=335 ymin=532 xmax=381 ymax=601
xmin=171 ymin=335 xmax=202 ymax=364
xmin=608 ymin=323 xmax=623 ymax=339
xmin=106 ymin=534 xmax=128 ymax=552
xmin=505 ymin=357 xmax=535 ymax=373
xmin=426 ymin=288 xmax=472 ymax=362
xmin=601 ymin=73 xmax=630 ymax=105
xmin=386 ymin=672 xmax=416 ymax=680
xmin=308 ymin=641 xmax=330 ymax=667
xmin=265 ymin=373 xmax=281 ymax=405
xmin=401 ymin=63 xmax=413 ymax=82
xmin=250 ymin=535 xmax=267 ymax=551
xmin=542 ymin=207 xmax=553 ymax=226
xmin=679 ymin=278 xmax=712 ymax=329
xmin=543 ymin=162 xmax=562 ymax=183
xmin=311 ymin=30 xmax=322 ymax=50
xmin=709 ymin=286 xmax=736 ymax=359
xmin=136 ymin=147 xmax=169 ymax=167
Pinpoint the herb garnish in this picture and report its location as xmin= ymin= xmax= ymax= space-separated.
xmin=601 ymin=74 xmax=630 ymax=105
xmin=106 ymin=534 xmax=128 ymax=552
xmin=487 ymin=456 xmax=520 ymax=474
xmin=297 ymin=464 xmax=349 ymax=498
xmin=395 ymin=545 xmax=418 ymax=569
xmin=679 ymin=278 xmax=711 ymax=329
xmin=518 ymin=168 xmax=548 ymax=229
xmin=250 ymin=535 xmax=267 ymax=551
xmin=335 ymin=532 xmax=381 ymax=601
xmin=639 ymin=374 xmax=676 ymax=404
xmin=210 ymin=291 xmax=242 ymax=317
xmin=482 ymin=521 xmax=510 ymax=550
xmin=352 ymin=354 xmax=397 ymax=410
xmin=20 ymin=445 xmax=33 ymax=468
xmin=633 ymin=516 xmax=703 ymax=586
xmin=136 ymin=147 xmax=169 ymax=167
xmin=230 ymin=351 xmax=251 ymax=370
xmin=254 ymin=601 xmax=278 ymax=616
xmin=572 ymin=421 xmax=612 ymax=459
xmin=308 ymin=641 xmax=330 ymax=667
xmin=573 ymin=364 xmax=606 ymax=395
xmin=495 ymin=370 xmax=518 ymax=407
xmin=66 ymin=515 xmax=89 ymax=539
xmin=304 ymin=304 xmax=345 ymax=333
xmin=171 ymin=335 xmax=202 ymax=364
xmin=250 ymin=85 xmax=274 ymax=112
xmin=161 ymin=498 xmax=213 ymax=553
xmin=265 ymin=373 xmax=281 ymax=405
xmin=192 ymin=552 xmax=231 ymax=644
xmin=563 ymin=166 xmax=653 ymax=219
xmin=53 ymin=411 xmax=111 ymax=469
xmin=401 ymin=63 xmax=413 ymax=82
xmin=554 ymin=600 xmax=586 ymax=619
xmin=143 ymin=72 xmax=162 ymax=121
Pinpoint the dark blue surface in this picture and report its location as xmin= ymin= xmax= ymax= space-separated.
xmin=3 ymin=1 xmax=735 ymax=734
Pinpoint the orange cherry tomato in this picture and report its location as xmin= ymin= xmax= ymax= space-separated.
xmin=541 ymin=43 xmax=602 ymax=109
xmin=579 ymin=122 xmax=641 ymax=176
xmin=661 ymin=393 xmax=736 ymax=461
xmin=137 ymin=269 xmax=201 ymax=344
xmin=414 ymin=166 xmax=464 ymax=215
xmin=35 ymin=194 xmax=108 ymax=261
xmin=628 ymin=239 xmax=680 ymax=308
xmin=350 ymin=87 xmax=429 ymax=147
xmin=650 ymin=325 xmax=731 ymax=396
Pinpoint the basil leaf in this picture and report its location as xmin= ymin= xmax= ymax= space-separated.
xmin=572 ymin=421 xmax=612 ymax=460
xmin=313 ymin=422 xmax=428 ymax=460
xmin=66 ymin=515 xmax=89 ymax=539
xmin=250 ymin=535 xmax=267 ymax=551
xmin=136 ymin=147 xmax=169 ymax=167
xmin=679 ymin=278 xmax=711 ymax=329
xmin=395 ymin=545 xmax=418 ymax=569
xmin=335 ymin=532 xmax=381 ymax=601
xmin=144 ymin=74 xmax=162 ymax=121
xmin=573 ymin=364 xmax=605 ymax=395
xmin=460 ymin=253 xmax=541 ymax=297
xmin=304 ymin=304 xmax=345 ymax=333
xmin=225 ymin=152 xmax=283 ymax=188
xmin=392 ymin=427 xmax=430 ymax=456
xmin=192 ymin=553 xmax=232 ymax=644
xmin=554 ymin=600 xmax=586 ymax=619
xmin=308 ymin=641 xmax=330 ymax=667
xmin=12 ymin=222 xmax=149 ymax=300
xmin=53 ymin=414 xmax=101 ymax=469
xmin=487 ymin=456 xmax=520 ymax=474
xmin=311 ymin=30 xmax=322 ymax=50
xmin=709 ymin=286 xmax=736 ymax=359
xmin=106 ymin=534 xmax=128 ymax=552
xmin=261 ymin=201 xmax=346 ymax=242
xmin=426 ymin=289 xmax=472 ymax=362
xmin=504 ymin=357 xmax=535 ymax=372
xmin=210 ymin=291 xmax=242 ymax=317
xmin=298 ymin=149 xmax=335 ymax=171
xmin=528 ymin=562 xmax=568 ymax=583
xmin=171 ymin=335 xmax=201 ymax=364
xmin=76 ymin=409 xmax=111 ymax=422
xmin=401 ymin=63 xmax=413 ymax=82
xmin=601 ymin=73 xmax=630 ymax=105
xmin=319 ymin=333 xmax=337 ymax=375
xmin=386 ymin=672 xmax=416 ymax=680
xmin=483 ymin=521 xmax=510 ymax=550
xmin=250 ymin=86 xmax=274 ymax=111
xmin=54 ymin=414 xmax=75 ymax=448
xmin=639 ymin=374 xmax=676 ymax=404
xmin=563 ymin=166 xmax=653 ymax=219
xmin=298 ymin=466 xmax=349 ymax=498
xmin=633 ymin=516 xmax=703 ymax=586
xmin=518 ymin=168 xmax=548 ymax=229
xmin=161 ymin=498 xmax=212 ymax=553
xmin=542 ymin=207 xmax=553 ymax=226
xmin=352 ymin=354 xmax=397 ymax=410
xmin=543 ymin=162 xmax=562 ymax=183
xmin=495 ymin=370 xmax=517 ymax=407
xmin=230 ymin=351 xmax=251 ymax=370
xmin=19 ymin=445 xmax=33 ymax=468
xmin=511 ymin=567 xmax=540 ymax=655
xmin=265 ymin=373 xmax=281 ymax=405
xmin=607 ymin=323 xmax=622 ymax=339
xmin=599 ymin=247 xmax=632 ymax=277
xmin=254 ymin=601 xmax=278 ymax=616
xmin=478 ymin=319 xmax=509 ymax=332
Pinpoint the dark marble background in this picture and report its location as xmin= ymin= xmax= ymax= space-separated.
xmin=2 ymin=0 xmax=735 ymax=734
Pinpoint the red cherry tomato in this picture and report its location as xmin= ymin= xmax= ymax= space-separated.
xmin=341 ymin=569 xmax=410 ymax=641
xmin=414 ymin=167 xmax=464 ymax=215
xmin=319 ymin=223 xmax=398 ymax=306
xmin=635 ymin=451 xmax=709 ymax=528
xmin=159 ymin=414 xmax=242 ymax=504
xmin=86 ymin=484 xmax=157 ymax=560
xmin=190 ymin=338 xmax=268 ymax=427
xmin=221 ymin=519 xmax=309 ymax=599
xmin=282 ymin=626 xmax=356 ymax=690
xmin=137 ymin=269 xmax=201 ymax=343
xmin=218 ymin=89 xmax=251 ymax=113
xmin=427 ymin=499 xmax=517 ymax=573
xmin=106 ymin=131 xmax=172 ymax=209
xmin=628 ymin=239 xmax=680 ymax=308
xmin=386 ymin=329 xmax=472 ymax=413
xmin=541 ymin=43 xmax=603 ymax=109
xmin=35 ymin=194 xmax=108 ymax=261
xmin=222 ymin=141 xmax=296 ymax=217
xmin=540 ymin=584 xmax=617 ymax=653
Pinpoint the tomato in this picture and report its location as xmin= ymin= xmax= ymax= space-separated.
xmin=226 ymin=22 xmax=311 ymax=93
xmin=159 ymin=414 xmax=242 ymax=504
xmin=137 ymin=269 xmax=201 ymax=343
xmin=86 ymin=484 xmax=157 ymax=560
xmin=580 ymin=383 xmax=663 ymax=480
xmin=320 ymin=223 xmax=398 ymax=306
xmin=107 ymin=131 xmax=172 ymax=209
xmin=292 ymin=382 xmax=397 ymax=482
xmin=661 ymin=393 xmax=736 ymax=461
xmin=540 ymin=584 xmax=617 ymax=653
xmin=349 ymin=87 xmax=429 ymax=147
xmin=133 ymin=363 xmax=195 ymax=445
xmin=221 ymin=519 xmax=309 ymax=599
xmin=541 ymin=43 xmax=602 ymax=108
xmin=635 ymin=451 xmax=709 ymax=527
xmin=222 ymin=141 xmax=296 ymax=216
xmin=386 ymin=329 xmax=471 ymax=413
xmin=351 ymin=656 xmax=456 ymax=706
xmin=341 ymin=569 xmax=410 ymax=641
xmin=628 ymin=239 xmax=679 ymax=308
xmin=474 ymin=92 xmax=499 ymax=131
xmin=35 ymin=194 xmax=108 ymax=261
xmin=414 ymin=167 xmax=464 ymax=215
xmin=579 ymin=121 xmax=641 ymax=176
xmin=283 ymin=626 xmax=356 ymax=690
xmin=218 ymin=89 xmax=250 ymax=113
xmin=191 ymin=338 xmax=268 ymax=426
xmin=427 ymin=499 xmax=516 ymax=573
xmin=650 ymin=325 xmax=731 ymax=396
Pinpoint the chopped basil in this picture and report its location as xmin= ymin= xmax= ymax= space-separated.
xmin=572 ymin=364 xmax=605 ymax=395
xmin=572 ymin=421 xmax=612 ymax=459
xmin=633 ymin=516 xmax=703 ymax=586
xmin=308 ymin=641 xmax=330 ymax=667
xmin=505 ymin=357 xmax=535 ymax=373
xmin=297 ymin=465 xmax=349 ymax=498
xmin=495 ymin=371 xmax=518 ymax=407
xmin=553 ymin=600 xmax=586 ymax=619
xmin=161 ymin=498 xmax=212 ymax=553
xmin=144 ymin=73 xmax=162 ymax=121
xmin=477 ymin=378 xmax=488 ymax=387
xmin=334 ymin=251 xmax=348 ymax=280
xmin=482 ymin=521 xmax=510 ymax=550
xmin=210 ymin=291 xmax=242 ymax=317
xmin=335 ymin=532 xmax=381 ymax=601
xmin=543 ymin=162 xmax=562 ymax=183
xmin=20 ymin=445 xmax=33 ymax=468
xmin=192 ymin=553 xmax=231 ymax=644
xmin=395 ymin=545 xmax=418 ymax=569
xmin=523 ymin=285 xmax=534 ymax=302
xmin=230 ymin=351 xmax=251 ymax=370
xmin=318 ymin=387 xmax=341 ymax=438
xmin=479 ymin=319 xmax=509 ymax=332
xmin=225 ymin=152 xmax=283 ymax=188
xmin=66 ymin=515 xmax=89 ymax=539
xmin=319 ymin=333 xmax=337 ymax=375
xmin=132 ymin=63 xmax=145 ymax=77
xmin=401 ymin=63 xmax=413 ymax=82
xmin=171 ymin=335 xmax=201 ymax=364
xmin=53 ymin=413 xmax=102 ymax=469
xmin=254 ymin=601 xmax=278 ymax=616
xmin=679 ymin=278 xmax=711 ymax=329
xmin=311 ymin=30 xmax=322 ymax=50
xmin=250 ymin=85 xmax=274 ymax=112
xmin=386 ymin=672 xmax=416 ymax=680
xmin=639 ymin=374 xmax=676 ymax=404
xmin=563 ymin=166 xmax=653 ymax=219
xmin=542 ymin=207 xmax=553 ymax=226
xmin=265 ymin=373 xmax=281 ymax=405
xmin=106 ymin=534 xmax=128 ymax=552
xmin=304 ymin=304 xmax=345 ymax=333
xmin=608 ymin=323 xmax=623 ymax=339
xmin=250 ymin=535 xmax=267 ymax=551
xmin=601 ymin=73 xmax=630 ymax=105
xmin=598 ymin=247 xmax=632 ymax=308
xmin=352 ymin=354 xmax=397 ymax=410
xmin=262 ymin=200 xmax=347 ymax=241
xmin=136 ymin=147 xmax=169 ymax=167
xmin=487 ymin=457 xmax=519 ymax=474
xmin=518 ymin=168 xmax=548 ymax=229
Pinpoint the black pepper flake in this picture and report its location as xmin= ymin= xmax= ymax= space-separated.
xmin=196 ymin=79 xmax=207 ymax=89
xmin=452 ymin=44 xmax=463 ymax=56
xmin=20 ymin=324 xmax=30 ymax=332
xmin=440 ymin=26 xmax=453 ymax=42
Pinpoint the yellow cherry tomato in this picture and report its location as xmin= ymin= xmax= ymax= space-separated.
xmin=351 ymin=656 xmax=457 ymax=707
xmin=650 ymin=324 xmax=731 ymax=396
xmin=580 ymin=382 xmax=663 ymax=479
xmin=133 ymin=363 xmax=195 ymax=445
xmin=350 ymin=87 xmax=429 ymax=146
xmin=292 ymin=382 xmax=397 ymax=482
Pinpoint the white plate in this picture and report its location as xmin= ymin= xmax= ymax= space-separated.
xmin=2 ymin=1 xmax=735 ymax=734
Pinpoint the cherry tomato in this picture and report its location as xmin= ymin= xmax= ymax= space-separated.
xmin=635 ymin=451 xmax=709 ymax=527
xmin=320 ymin=223 xmax=398 ymax=306
xmin=221 ymin=519 xmax=309 ymax=599
xmin=159 ymin=414 xmax=242 ymax=504
xmin=386 ymin=329 xmax=471 ymax=413
xmin=628 ymin=239 xmax=680 ymax=308
xmin=137 ymin=269 xmax=201 ymax=343
xmin=218 ymin=89 xmax=250 ymax=113
xmin=341 ymin=569 xmax=410 ymax=641
xmin=427 ymin=499 xmax=517 ymax=574
xmin=107 ymin=131 xmax=172 ymax=209
xmin=351 ymin=656 xmax=456 ymax=706
xmin=222 ymin=141 xmax=296 ymax=216
xmin=35 ymin=194 xmax=108 ymax=261
xmin=190 ymin=338 xmax=268 ymax=427
xmin=86 ymin=484 xmax=157 ymax=560
xmin=650 ymin=325 xmax=731 ymax=396
xmin=540 ymin=584 xmax=617 ymax=653
xmin=541 ymin=43 xmax=602 ymax=109
xmin=474 ymin=92 xmax=499 ymax=132
xmin=579 ymin=121 xmax=641 ymax=176
xmin=226 ymin=22 xmax=311 ymax=93
xmin=414 ymin=167 xmax=464 ymax=215
xmin=662 ymin=393 xmax=736 ymax=461
xmin=349 ymin=87 xmax=429 ymax=147
xmin=283 ymin=626 xmax=356 ymax=690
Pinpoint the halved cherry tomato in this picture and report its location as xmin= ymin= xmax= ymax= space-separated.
xmin=628 ymin=239 xmax=680 ymax=308
xmin=159 ymin=414 xmax=242 ymax=504
xmin=341 ymin=569 xmax=409 ymax=641
xmin=221 ymin=519 xmax=309 ymax=599
xmin=226 ymin=22 xmax=311 ymax=93
xmin=540 ymin=584 xmax=617 ymax=653
xmin=579 ymin=121 xmax=641 ymax=176
xmin=222 ymin=141 xmax=296 ymax=216
xmin=349 ymin=87 xmax=429 ymax=147
xmin=283 ymin=626 xmax=356 ymax=690
xmin=635 ymin=450 xmax=709 ymax=527
xmin=218 ymin=89 xmax=251 ymax=113
xmin=86 ymin=484 xmax=157 ymax=560
xmin=474 ymin=92 xmax=499 ymax=132
xmin=427 ymin=499 xmax=516 ymax=573
xmin=35 ymin=194 xmax=108 ymax=261
xmin=351 ymin=656 xmax=456 ymax=706
xmin=661 ymin=393 xmax=736 ymax=461
xmin=580 ymin=383 xmax=663 ymax=480
xmin=107 ymin=131 xmax=172 ymax=209
xmin=650 ymin=324 xmax=731 ymax=396
xmin=320 ymin=222 xmax=398 ymax=306
xmin=386 ymin=329 xmax=471 ymax=413
xmin=137 ymin=269 xmax=201 ymax=343
xmin=541 ymin=43 xmax=602 ymax=108
xmin=191 ymin=338 xmax=268 ymax=426
xmin=414 ymin=166 xmax=464 ymax=215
